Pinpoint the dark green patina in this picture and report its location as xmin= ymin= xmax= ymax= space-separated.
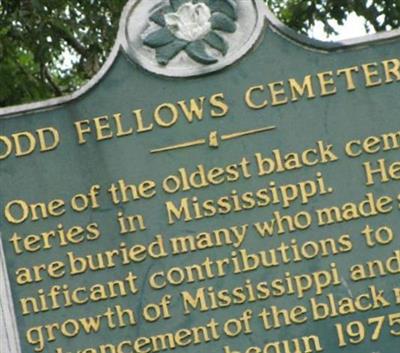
xmin=1 ymin=3 xmax=400 ymax=353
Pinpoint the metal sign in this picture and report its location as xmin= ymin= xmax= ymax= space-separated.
xmin=2 ymin=1 xmax=400 ymax=353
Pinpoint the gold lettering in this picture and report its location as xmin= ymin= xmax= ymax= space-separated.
xmin=245 ymin=85 xmax=268 ymax=109
xmin=317 ymin=71 xmax=337 ymax=96
xmin=289 ymin=75 xmax=316 ymax=101
xmin=362 ymin=62 xmax=383 ymax=87
xmin=337 ymin=66 xmax=359 ymax=91
xmin=268 ymin=81 xmax=289 ymax=106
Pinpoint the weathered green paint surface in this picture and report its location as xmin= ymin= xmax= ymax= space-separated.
xmin=1 ymin=5 xmax=400 ymax=353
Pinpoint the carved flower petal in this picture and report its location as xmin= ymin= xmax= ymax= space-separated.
xmin=194 ymin=3 xmax=212 ymax=26
xmin=165 ymin=2 xmax=212 ymax=42
xmin=164 ymin=13 xmax=182 ymax=28
xmin=177 ymin=3 xmax=196 ymax=26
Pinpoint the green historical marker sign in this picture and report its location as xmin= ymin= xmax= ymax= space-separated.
xmin=2 ymin=1 xmax=400 ymax=353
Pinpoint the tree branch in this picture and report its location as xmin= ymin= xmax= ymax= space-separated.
xmin=41 ymin=63 xmax=62 ymax=96
xmin=50 ymin=21 xmax=87 ymax=57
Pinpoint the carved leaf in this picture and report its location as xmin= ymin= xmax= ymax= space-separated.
xmin=156 ymin=40 xmax=188 ymax=65
xmin=185 ymin=40 xmax=218 ymax=65
xmin=150 ymin=6 xmax=173 ymax=26
xmin=170 ymin=0 xmax=188 ymax=11
xmin=211 ymin=12 xmax=237 ymax=33
xmin=204 ymin=32 xmax=227 ymax=55
xmin=209 ymin=0 xmax=237 ymax=20
xmin=143 ymin=28 xmax=175 ymax=48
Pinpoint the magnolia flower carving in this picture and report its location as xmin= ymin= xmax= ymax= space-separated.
xmin=143 ymin=0 xmax=238 ymax=66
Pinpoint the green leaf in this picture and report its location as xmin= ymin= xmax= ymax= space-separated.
xmin=185 ymin=41 xmax=218 ymax=65
xmin=211 ymin=13 xmax=237 ymax=33
xmin=143 ymin=28 xmax=175 ymax=48
xmin=170 ymin=0 xmax=187 ymax=11
xmin=31 ymin=0 xmax=42 ymax=10
xmin=156 ymin=40 xmax=188 ymax=65
xmin=209 ymin=0 xmax=238 ymax=20
xmin=204 ymin=32 xmax=228 ymax=55
xmin=150 ymin=6 xmax=173 ymax=26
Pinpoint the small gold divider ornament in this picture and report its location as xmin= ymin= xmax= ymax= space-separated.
xmin=150 ymin=125 xmax=277 ymax=154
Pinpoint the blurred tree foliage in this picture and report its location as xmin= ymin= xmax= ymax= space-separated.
xmin=0 ymin=0 xmax=126 ymax=107
xmin=267 ymin=0 xmax=400 ymax=36
xmin=0 ymin=0 xmax=398 ymax=108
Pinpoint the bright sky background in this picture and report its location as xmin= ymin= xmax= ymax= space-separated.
xmin=309 ymin=12 xmax=374 ymax=41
